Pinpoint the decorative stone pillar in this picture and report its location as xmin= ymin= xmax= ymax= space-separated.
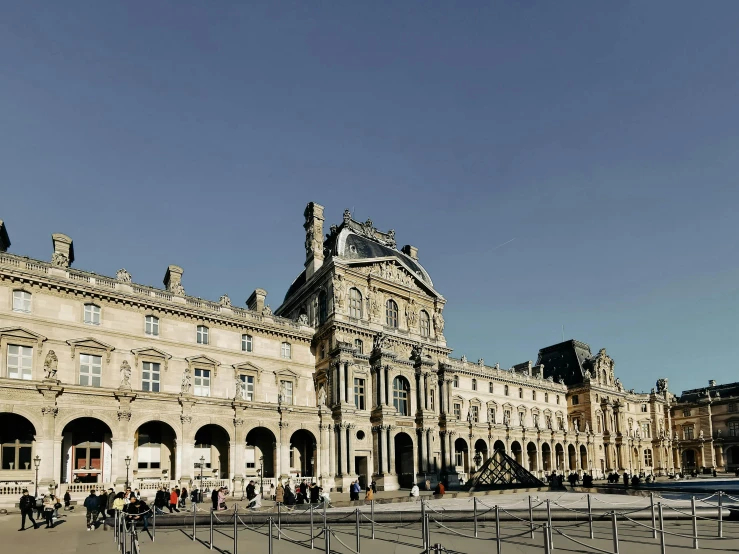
xmin=327 ymin=423 xmax=335 ymax=479
xmin=279 ymin=421 xmax=290 ymax=479
xmin=448 ymin=431 xmax=455 ymax=469
xmin=335 ymin=424 xmax=343 ymax=476
xmin=536 ymin=439 xmax=543 ymax=475
xmin=233 ymin=417 xmax=247 ymax=482
xmin=347 ymin=424 xmax=355 ymax=476
xmin=387 ymin=426 xmax=396 ymax=475
xmin=378 ymin=426 xmax=387 ymax=474
xmin=180 ymin=414 xmax=195 ymax=481
xmin=418 ymin=427 xmax=427 ymax=473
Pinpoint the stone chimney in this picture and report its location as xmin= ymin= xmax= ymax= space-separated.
xmin=0 ymin=220 xmax=10 ymax=252
xmin=163 ymin=265 xmax=185 ymax=295
xmin=247 ymin=289 xmax=267 ymax=312
xmin=51 ymin=233 xmax=74 ymax=267
xmin=709 ymin=379 xmax=716 ymax=387
xmin=303 ymin=202 xmax=325 ymax=279
xmin=402 ymin=245 xmax=418 ymax=260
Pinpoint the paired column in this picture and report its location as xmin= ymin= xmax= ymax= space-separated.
xmin=344 ymin=363 xmax=351 ymax=404
xmin=279 ymin=421 xmax=290 ymax=478
xmin=387 ymin=426 xmax=395 ymax=475
xmin=536 ymin=440 xmax=543 ymax=474
xmin=418 ymin=428 xmax=427 ymax=472
xmin=336 ymin=363 xmax=343 ymax=406
xmin=378 ymin=426 xmax=387 ymax=474
xmin=347 ymin=424 xmax=355 ymax=476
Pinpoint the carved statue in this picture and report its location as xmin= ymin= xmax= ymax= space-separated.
xmin=615 ymin=378 xmax=623 ymax=392
xmin=699 ymin=429 xmax=704 ymax=440
xmin=219 ymin=294 xmax=232 ymax=307
xmin=317 ymin=385 xmax=327 ymax=407
xmin=373 ymin=333 xmax=391 ymax=351
xmin=51 ymin=251 xmax=69 ymax=267
xmin=494 ymin=362 xmax=500 ymax=370
xmin=367 ymin=287 xmax=380 ymax=319
xmin=332 ymin=274 xmax=345 ymax=310
xmin=584 ymin=369 xmax=592 ymax=381
xmin=262 ymin=305 xmax=272 ymax=316
xmin=170 ymin=281 xmax=186 ymax=296
xmin=386 ymin=229 xmax=396 ymax=248
xmin=43 ymin=350 xmax=58 ymax=380
xmin=433 ymin=309 xmax=445 ymax=335
xmin=116 ymin=268 xmax=132 ymax=283
xmin=343 ymin=209 xmax=352 ymax=224
xmin=411 ymin=344 xmax=424 ymax=361
xmin=181 ymin=368 xmax=192 ymax=394
xmin=656 ymin=378 xmax=668 ymax=393
xmin=120 ymin=360 xmax=132 ymax=389
xmin=278 ymin=381 xmax=288 ymax=404
xmin=297 ymin=313 xmax=309 ymax=325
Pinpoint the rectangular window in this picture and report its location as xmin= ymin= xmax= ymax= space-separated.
xmin=470 ymin=405 xmax=479 ymax=423
xmin=142 ymin=362 xmax=160 ymax=392
xmin=641 ymin=422 xmax=650 ymax=438
xmin=354 ymin=378 xmax=365 ymax=410
xmin=489 ymin=382 xmax=493 ymax=394
xmin=239 ymin=375 xmax=254 ymax=401
xmin=519 ymin=412 xmax=525 ymax=427
xmin=504 ymin=410 xmax=511 ymax=425
xmin=429 ymin=388 xmax=435 ymax=411
xmin=245 ymin=445 xmax=256 ymax=469
xmin=453 ymin=403 xmax=461 ymax=420
xmin=354 ymin=339 xmax=363 ymax=355
xmin=488 ymin=408 xmax=496 ymax=424
xmin=728 ymin=403 xmax=737 ymax=413
xmin=644 ymin=449 xmax=653 ymax=467
xmin=683 ymin=408 xmax=691 ymax=417
xmin=280 ymin=380 xmax=293 ymax=405
xmin=532 ymin=390 xmax=537 ymax=401
xmin=572 ymin=395 xmax=579 ymax=405
xmin=641 ymin=404 xmax=648 ymax=413
xmin=12 ymin=290 xmax=32 ymax=313
xmin=7 ymin=345 xmax=33 ymax=380
xmin=194 ymin=369 xmax=211 ymax=397
xmin=145 ymin=316 xmax=159 ymax=336
xmin=80 ymin=354 xmax=102 ymax=387
xmin=197 ymin=326 xmax=209 ymax=345
xmin=84 ymin=304 xmax=101 ymax=325
xmin=728 ymin=421 xmax=739 ymax=437
xmin=472 ymin=379 xmax=477 ymax=391
xmin=242 ymin=334 xmax=253 ymax=352
xmin=684 ymin=426 xmax=694 ymax=440
xmin=281 ymin=342 xmax=291 ymax=359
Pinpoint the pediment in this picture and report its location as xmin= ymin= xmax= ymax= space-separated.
xmin=66 ymin=337 xmax=115 ymax=362
xmin=452 ymin=394 xmax=465 ymax=403
xmin=186 ymin=354 xmax=220 ymax=371
xmin=132 ymin=347 xmax=172 ymax=371
xmin=486 ymin=400 xmax=499 ymax=407
xmin=0 ymin=326 xmax=47 ymax=346
xmin=233 ymin=361 xmax=264 ymax=382
xmin=274 ymin=368 xmax=299 ymax=384
xmin=348 ymin=259 xmax=442 ymax=298
xmin=468 ymin=397 xmax=482 ymax=405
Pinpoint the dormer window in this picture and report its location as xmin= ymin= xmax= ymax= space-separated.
xmin=84 ymin=304 xmax=101 ymax=325
xmin=12 ymin=290 xmax=32 ymax=313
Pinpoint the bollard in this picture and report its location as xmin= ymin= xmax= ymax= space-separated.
xmin=425 ymin=513 xmax=431 ymax=551
xmin=277 ymin=502 xmax=282 ymax=540
xmin=269 ymin=517 xmax=274 ymax=554
xmin=324 ymin=527 xmax=331 ymax=554
xmin=233 ymin=505 xmax=239 ymax=554
xmin=658 ymin=502 xmax=666 ymax=554
xmin=611 ymin=511 xmax=619 ymax=554
xmin=543 ymin=523 xmax=551 ymax=554
xmin=546 ymin=498 xmax=553 ymax=550
xmin=422 ymin=500 xmax=427 ymax=548
xmin=356 ymin=508 xmax=361 ymax=553
xmin=209 ymin=508 xmax=214 ymax=550
xmin=371 ymin=499 xmax=375 ymax=540
xmin=433 ymin=543 xmax=442 ymax=554
xmin=310 ymin=503 xmax=315 ymax=550
xmin=588 ymin=493 xmax=593 ymax=540
xmin=114 ymin=510 xmax=118 ymax=544
xmin=529 ymin=495 xmax=535 ymax=539
xmin=474 ymin=496 xmax=478 ymax=538
xmin=495 ymin=505 xmax=501 ymax=554
xmin=691 ymin=496 xmax=698 ymax=549
xmin=718 ymin=491 xmax=723 ymax=538
xmin=191 ymin=501 xmax=195 ymax=542
xmin=650 ymin=492 xmax=656 ymax=540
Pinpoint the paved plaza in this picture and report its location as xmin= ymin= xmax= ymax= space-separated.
xmin=2 ymin=490 xmax=738 ymax=554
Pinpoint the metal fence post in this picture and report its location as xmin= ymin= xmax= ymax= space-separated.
xmin=356 ymin=508 xmax=361 ymax=553
xmin=277 ymin=502 xmax=281 ymax=540
xmin=529 ymin=495 xmax=535 ymax=539
xmin=650 ymin=492 xmax=656 ymax=540
xmin=324 ymin=526 xmax=331 ymax=554
xmin=234 ymin=505 xmax=240 ymax=554
xmin=543 ymin=523 xmax=551 ymax=554
xmin=269 ymin=517 xmax=274 ymax=554
xmin=495 ymin=505 xmax=501 ymax=554
xmin=114 ymin=510 xmax=118 ymax=544
xmin=718 ymin=491 xmax=723 ymax=538
xmin=191 ymin=501 xmax=196 ymax=541
xmin=425 ymin=513 xmax=431 ymax=550
xmin=311 ymin=503 xmax=315 ymax=550
xmin=434 ymin=543 xmax=442 ymax=554
xmin=658 ymin=502 xmax=666 ymax=554
xmin=546 ymin=498 xmax=553 ymax=550
xmin=371 ymin=499 xmax=375 ymax=540
xmin=588 ymin=493 xmax=593 ymax=539
xmin=422 ymin=500 xmax=427 ymax=548
xmin=323 ymin=498 xmax=327 ymax=529
xmin=691 ymin=496 xmax=698 ymax=549
xmin=209 ymin=508 xmax=214 ymax=550
xmin=474 ymin=496 xmax=478 ymax=538
xmin=612 ymin=511 xmax=619 ymax=554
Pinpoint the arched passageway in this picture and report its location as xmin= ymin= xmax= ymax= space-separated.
xmin=493 ymin=440 xmax=505 ymax=454
xmin=135 ymin=421 xmax=177 ymax=480
xmin=580 ymin=444 xmax=588 ymax=471
xmin=555 ymin=444 xmax=565 ymax=472
xmin=474 ymin=439 xmax=488 ymax=470
xmin=510 ymin=441 xmax=523 ymax=466
xmin=290 ymin=429 xmax=317 ymax=478
xmin=195 ymin=425 xmax=230 ymax=479
xmin=61 ymin=418 xmax=113 ymax=484
xmin=454 ymin=437 xmax=469 ymax=473
xmin=682 ymin=449 xmax=698 ymax=470
xmin=541 ymin=443 xmax=552 ymax=472
xmin=0 ymin=413 xmax=35 ymax=472
xmin=245 ymin=427 xmax=277 ymax=478
xmin=527 ymin=442 xmax=537 ymax=472
xmin=394 ymin=432 xmax=414 ymax=487
xmin=567 ymin=444 xmax=577 ymax=471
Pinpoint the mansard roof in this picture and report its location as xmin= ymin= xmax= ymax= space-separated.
xmin=536 ymin=339 xmax=593 ymax=386
xmin=678 ymin=381 xmax=739 ymax=403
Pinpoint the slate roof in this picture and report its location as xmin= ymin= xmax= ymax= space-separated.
xmin=678 ymin=382 xmax=739 ymax=403
xmin=536 ymin=339 xmax=594 ymax=386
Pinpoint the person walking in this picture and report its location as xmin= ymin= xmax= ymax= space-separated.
xmin=42 ymin=495 xmax=55 ymax=528
xmin=98 ymin=489 xmax=109 ymax=528
xmin=126 ymin=496 xmax=151 ymax=533
xmin=63 ymin=490 xmax=72 ymax=511
xmin=84 ymin=490 xmax=99 ymax=531
xmin=113 ymin=492 xmax=126 ymax=512
xmin=106 ymin=488 xmax=116 ymax=517
xmin=180 ymin=486 xmax=188 ymax=509
xmin=168 ymin=488 xmax=180 ymax=513
xmin=364 ymin=486 xmax=374 ymax=501
xmin=19 ymin=489 xmax=39 ymax=531
xmin=275 ymin=481 xmax=285 ymax=505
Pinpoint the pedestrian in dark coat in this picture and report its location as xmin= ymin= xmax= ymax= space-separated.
xmin=211 ymin=488 xmax=219 ymax=510
xmin=19 ymin=489 xmax=39 ymax=530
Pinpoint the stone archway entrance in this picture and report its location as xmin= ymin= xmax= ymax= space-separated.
xmin=61 ymin=417 xmax=113 ymax=484
xmin=245 ymin=427 xmax=277 ymax=479
xmin=290 ymin=429 xmax=317 ymax=478
xmin=394 ymin=432 xmax=414 ymax=487
xmin=134 ymin=421 xmax=177 ymax=481
xmin=0 ymin=413 xmax=35 ymax=474
xmin=195 ymin=424 xmax=230 ymax=479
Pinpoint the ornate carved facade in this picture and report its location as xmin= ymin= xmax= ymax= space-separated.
xmin=0 ymin=210 xmax=734 ymax=502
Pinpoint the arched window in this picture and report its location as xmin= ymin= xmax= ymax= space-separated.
xmin=518 ymin=387 xmax=523 ymax=399
xmin=318 ymin=290 xmax=328 ymax=325
xmin=504 ymin=385 xmax=509 ymax=396
xmin=12 ymin=290 xmax=32 ymax=313
xmin=489 ymin=382 xmax=494 ymax=394
xmin=354 ymin=339 xmax=364 ymax=355
xmin=349 ymin=288 xmax=363 ymax=319
xmin=385 ymin=299 xmax=398 ymax=328
xmin=453 ymin=375 xmax=459 ymax=387
xmin=242 ymin=334 xmax=253 ymax=352
xmin=392 ymin=376 xmax=410 ymax=416
xmin=419 ymin=310 xmax=430 ymax=337
xmin=196 ymin=325 xmax=209 ymax=344
xmin=145 ymin=315 xmax=159 ymax=336
xmin=544 ymin=392 xmax=549 ymax=403
xmin=472 ymin=379 xmax=477 ymax=391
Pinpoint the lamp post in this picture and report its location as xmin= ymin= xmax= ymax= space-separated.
xmin=258 ymin=456 xmax=264 ymax=495
xmin=33 ymin=455 xmax=41 ymax=497
xmin=124 ymin=456 xmax=131 ymax=489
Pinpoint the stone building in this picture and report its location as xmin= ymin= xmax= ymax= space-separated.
xmin=0 ymin=207 xmax=732 ymax=502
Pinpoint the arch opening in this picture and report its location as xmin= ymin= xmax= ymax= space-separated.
xmin=394 ymin=432 xmax=414 ymax=487
xmin=245 ymin=427 xmax=277 ymax=480
xmin=290 ymin=429 xmax=317 ymax=478
xmin=61 ymin=417 xmax=113 ymax=484
xmin=0 ymin=413 xmax=35 ymax=472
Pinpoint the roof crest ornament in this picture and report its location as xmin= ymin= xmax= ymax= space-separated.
xmin=342 ymin=209 xmax=397 ymax=249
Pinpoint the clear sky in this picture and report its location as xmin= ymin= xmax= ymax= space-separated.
xmin=2 ymin=1 xmax=738 ymax=395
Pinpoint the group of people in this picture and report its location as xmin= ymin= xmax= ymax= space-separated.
xmin=274 ymin=480 xmax=324 ymax=505
xmin=153 ymin=485 xmax=193 ymax=514
xmin=18 ymin=489 xmax=64 ymax=531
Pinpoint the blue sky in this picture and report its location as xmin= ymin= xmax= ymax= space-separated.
xmin=1 ymin=1 xmax=738 ymax=394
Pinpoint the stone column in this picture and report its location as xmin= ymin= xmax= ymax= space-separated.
xmin=347 ymin=424 xmax=355 ymax=476
xmin=446 ymin=380 xmax=452 ymax=416
xmin=387 ymin=427 xmax=396 ymax=475
xmin=536 ymin=439 xmax=543 ymax=475
xmin=378 ymin=368 xmax=386 ymax=406
xmin=279 ymin=421 xmax=290 ymax=478
xmin=378 ymin=426 xmax=386 ymax=474
xmin=180 ymin=415 xmax=195 ymax=481
xmin=419 ymin=428 xmax=427 ymax=473
xmin=344 ymin=362 xmax=351 ymax=404
xmin=336 ymin=363 xmax=343 ymax=406
xmin=327 ymin=423 xmax=335 ymax=479
xmin=37 ymin=405 xmax=58 ymax=485
xmin=448 ymin=432 xmax=455 ymax=469
xmin=335 ymin=424 xmax=343 ymax=476
xmin=233 ymin=417 xmax=247 ymax=482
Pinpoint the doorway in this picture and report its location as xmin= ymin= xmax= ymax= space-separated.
xmin=355 ymin=456 xmax=369 ymax=489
